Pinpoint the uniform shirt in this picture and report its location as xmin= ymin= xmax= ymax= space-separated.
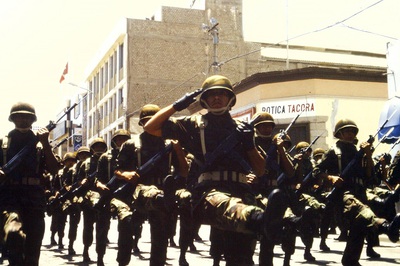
xmin=116 ymin=131 xmax=174 ymax=187
xmin=313 ymin=140 xmax=367 ymax=195
xmin=0 ymin=129 xmax=42 ymax=181
xmin=161 ymin=112 xmax=250 ymax=175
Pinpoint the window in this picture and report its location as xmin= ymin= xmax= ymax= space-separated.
xmin=114 ymin=51 xmax=118 ymax=75
xmin=100 ymin=67 xmax=104 ymax=89
xmin=119 ymin=43 xmax=124 ymax=69
xmin=110 ymin=55 xmax=114 ymax=79
xmin=118 ymin=88 xmax=123 ymax=105
xmin=105 ymin=62 xmax=109 ymax=84
xmin=273 ymin=123 xmax=310 ymax=156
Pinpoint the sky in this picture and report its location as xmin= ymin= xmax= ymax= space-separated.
xmin=0 ymin=0 xmax=399 ymax=137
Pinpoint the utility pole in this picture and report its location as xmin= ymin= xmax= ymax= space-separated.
xmin=202 ymin=17 xmax=220 ymax=74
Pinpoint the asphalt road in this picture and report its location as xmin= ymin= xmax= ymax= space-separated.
xmin=1 ymin=215 xmax=400 ymax=266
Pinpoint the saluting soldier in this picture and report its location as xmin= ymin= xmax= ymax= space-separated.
xmin=144 ymin=75 xmax=288 ymax=266
xmin=0 ymin=102 xmax=60 ymax=266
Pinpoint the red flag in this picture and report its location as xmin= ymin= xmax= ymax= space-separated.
xmin=59 ymin=63 xmax=68 ymax=83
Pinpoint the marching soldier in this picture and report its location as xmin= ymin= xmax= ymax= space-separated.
xmin=0 ymin=102 xmax=60 ymax=266
xmin=95 ymin=129 xmax=131 ymax=266
xmin=114 ymin=104 xmax=189 ymax=266
xmin=76 ymin=138 xmax=108 ymax=263
xmin=312 ymin=118 xmax=400 ymax=266
xmin=48 ymin=152 xmax=77 ymax=250
xmin=144 ymin=75 xmax=288 ymax=266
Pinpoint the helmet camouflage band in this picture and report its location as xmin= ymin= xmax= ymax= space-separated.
xmin=89 ymin=137 xmax=107 ymax=151
xmin=313 ymin=148 xmax=325 ymax=157
xmin=8 ymin=102 xmax=37 ymax=122
xmin=76 ymin=146 xmax=91 ymax=156
xmin=199 ymin=75 xmax=236 ymax=109
xmin=112 ymin=129 xmax=131 ymax=140
xmin=251 ymin=112 xmax=275 ymax=127
xmin=334 ymin=119 xmax=359 ymax=138
xmin=138 ymin=104 xmax=160 ymax=126
xmin=295 ymin=141 xmax=310 ymax=152
xmin=62 ymin=152 xmax=77 ymax=162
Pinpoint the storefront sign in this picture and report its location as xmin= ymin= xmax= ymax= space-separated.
xmin=258 ymin=99 xmax=315 ymax=119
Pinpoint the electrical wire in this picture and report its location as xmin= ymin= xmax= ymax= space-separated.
xmin=218 ymin=0 xmax=390 ymax=67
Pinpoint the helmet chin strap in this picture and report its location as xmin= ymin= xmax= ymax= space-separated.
xmin=202 ymin=98 xmax=235 ymax=116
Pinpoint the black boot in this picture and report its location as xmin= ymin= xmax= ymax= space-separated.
xmin=387 ymin=213 xmax=400 ymax=242
xmin=50 ymin=233 xmax=57 ymax=246
xmin=366 ymin=245 xmax=381 ymax=258
xmin=263 ymin=189 xmax=287 ymax=242
xmin=68 ymin=243 xmax=76 ymax=255
xmin=58 ymin=237 xmax=64 ymax=249
xmin=83 ymin=246 xmax=91 ymax=262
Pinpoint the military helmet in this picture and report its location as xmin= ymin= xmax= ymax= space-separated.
xmin=251 ymin=112 xmax=275 ymax=127
xmin=313 ymin=148 xmax=325 ymax=157
xmin=295 ymin=141 xmax=310 ymax=152
xmin=76 ymin=146 xmax=91 ymax=156
xmin=89 ymin=137 xmax=107 ymax=151
xmin=62 ymin=152 xmax=76 ymax=162
xmin=334 ymin=119 xmax=359 ymax=138
xmin=199 ymin=75 xmax=236 ymax=109
xmin=138 ymin=104 xmax=160 ymax=126
xmin=8 ymin=102 xmax=37 ymax=122
xmin=112 ymin=129 xmax=131 ymax=140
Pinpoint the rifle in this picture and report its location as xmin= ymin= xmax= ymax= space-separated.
xmin=277 ymin=132 xmax=323 ymax=187
xmin=111 ymin=142 xmax=174 ymax=201
xmin=52 ymin=135 xmax=73 ymax=151
xmin=388 ymin=137 xmax=400 ymax=154
xmin=201 ymin=125 xmax=253 ymax=175
xmin=92 ymin=175 xmax=119 ymax=211
xmin=265 ymin=112 xmax=301 ymax=173
xmin=325 ymin=123 xmax=393 ymax=203
xmin=0 ymin=103 xmax=77 ymax=183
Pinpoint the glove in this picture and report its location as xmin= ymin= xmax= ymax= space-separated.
xmin=173 ymin=88 xmax=203 ymax=111
xmin=236 ymin=122 xmax=255 ymax=151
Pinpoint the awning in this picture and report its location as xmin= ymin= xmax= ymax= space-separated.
xmin=378 ymin=96 xmax=400 ymax=143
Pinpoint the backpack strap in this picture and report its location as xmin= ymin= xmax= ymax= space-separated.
xmin=333 ymin=145 xmax=342 ymax=174
xmin=133 ymin=134 xmax=142 ymax=167
xmin=2 ymin=136 xmax=9 ymax=165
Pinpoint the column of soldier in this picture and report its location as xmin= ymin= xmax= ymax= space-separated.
xmin=1 ymin=74 xmax=400 ymax=266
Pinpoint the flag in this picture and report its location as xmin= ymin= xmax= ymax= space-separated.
xmin=59 ymin=62 xmax=68 ymax=83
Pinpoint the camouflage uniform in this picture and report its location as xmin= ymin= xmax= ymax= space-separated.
xmin=0 ymin=102 xmax=60 ymax=266
xmin=147 ymin=76 xmax=288 ymax=266
xmin=77 ymin=138 xmax=107 ymax=262
xmin=313 ymin=119 xmax=400 ymax=266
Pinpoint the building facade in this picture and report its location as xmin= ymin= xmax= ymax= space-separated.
xmin=80 ymin=0 xmax=388 ymax=152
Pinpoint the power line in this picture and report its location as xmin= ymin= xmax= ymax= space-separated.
xmin=218 ymin=0 xmax=388 ymax=67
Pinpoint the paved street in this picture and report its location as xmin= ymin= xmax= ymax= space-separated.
xmin=1 ymin=215 xmax=399 ymax=266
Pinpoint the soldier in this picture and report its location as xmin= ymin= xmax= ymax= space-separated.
xmin=95 ymin=129 xmax=131 ymax=266
xmin=0 ymin=102 xmax=60 ymax=266
xmin=64 ymin=146 xmax=91 ymax=256
xmin=76 ymin=138 xmax=108 ymax=263
xmin=114 ymin=104 xmax=189 ymax=266
xmin=48 ymin=152 xmax=77 ymax=250
xmin=144 ymin=75 xmax=288 ymax=266
xmin=312 ymin=118 xmax=400 ymax=266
